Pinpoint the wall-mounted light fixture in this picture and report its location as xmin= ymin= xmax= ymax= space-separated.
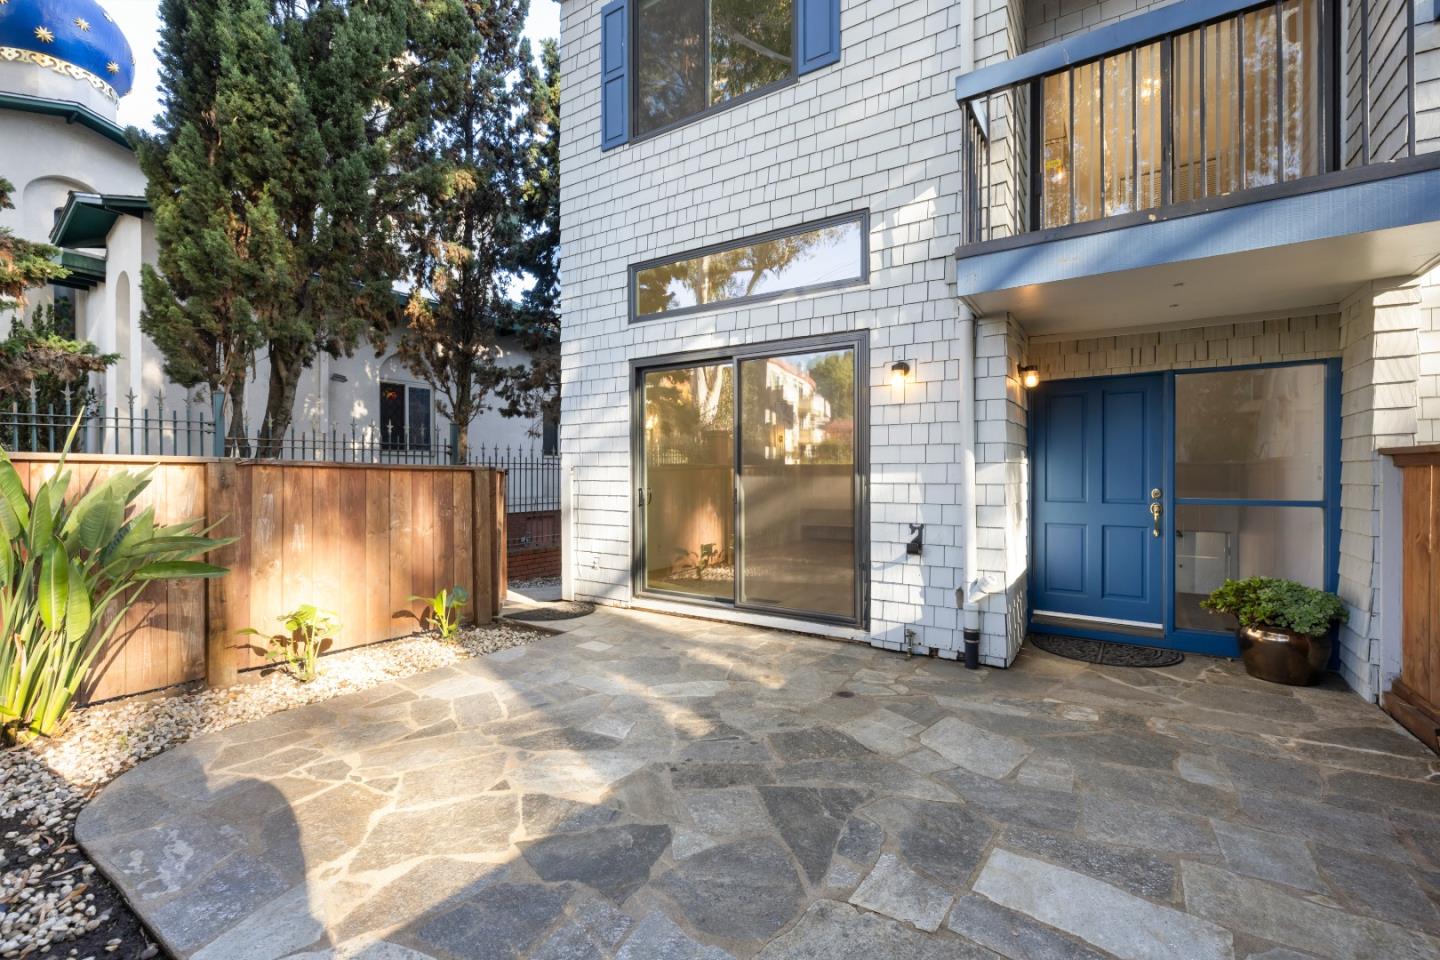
xmin=890 ymin=360 xmax=912 ymax=399
xmin=1019 ymin=364 xmax=1040 ymax=390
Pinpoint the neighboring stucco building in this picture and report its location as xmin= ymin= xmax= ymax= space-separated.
xmin=1 ymin=0 xmax=551 ymax=456
xmin=559 ymin=0 xmax=1440 ymax=701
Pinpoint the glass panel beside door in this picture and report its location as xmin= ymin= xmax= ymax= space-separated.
xmin=1171 ymin=363 xmax=1331 ymax=635
xmin=638 ymin=342 xmax=862 ymax=624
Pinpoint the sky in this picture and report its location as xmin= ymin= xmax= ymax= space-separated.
xmin=109 ymin=0 xmax=562 ymax=131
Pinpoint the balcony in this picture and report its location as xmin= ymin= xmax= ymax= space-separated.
xmin=954 ymin=0 xmax=1440 ymax=331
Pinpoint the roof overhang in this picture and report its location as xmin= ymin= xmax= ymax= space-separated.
xmin=50 ymin=249 xmax=106 ymax=290
xmin=0 ymin=91 xmax=130 ymax=148
xmin=50 ymin=192 xmax=149 ymax=248
xmin=955 ymin=155 xmax=1440 ymax=336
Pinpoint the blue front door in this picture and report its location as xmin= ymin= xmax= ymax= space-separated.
xmin=1031 ymin=374 xmax=1164 ymax=628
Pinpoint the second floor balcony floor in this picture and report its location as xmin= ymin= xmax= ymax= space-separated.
xmin=954 ymin=0 xmax=1440 ymax=325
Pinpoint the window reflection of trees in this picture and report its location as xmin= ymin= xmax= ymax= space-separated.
xmin=636 ymin=221 xmax=859 ymax=317
xmin=635 ymin=0 xmax=794 ymax=135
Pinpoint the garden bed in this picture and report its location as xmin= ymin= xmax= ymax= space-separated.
xmin=0 ymin=622 xmax=540 ymax=959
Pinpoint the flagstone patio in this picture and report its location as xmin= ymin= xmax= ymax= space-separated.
xmin=77 ymin=603 xmax=1440 ymax=960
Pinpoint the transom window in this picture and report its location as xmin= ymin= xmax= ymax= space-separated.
xmin=634 ymin=0 xmax=796 ymax=136
xmin=632 ymin=213 xmax=867 ymax=321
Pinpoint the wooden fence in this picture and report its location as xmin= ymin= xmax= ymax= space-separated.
xmin=1381 ymin=445 xmax=1440 ymax=753
xmin=10 ymin=455 xmax=506 ymax=704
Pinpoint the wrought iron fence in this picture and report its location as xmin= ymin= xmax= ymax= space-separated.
xmin=462 ymin=444 xmax=560 ymax=513
xmin=2 ymin=395 xmax=560 ymax=514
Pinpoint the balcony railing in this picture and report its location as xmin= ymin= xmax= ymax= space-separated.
xmin=958 ymin=0 xmax=1418 ymax=246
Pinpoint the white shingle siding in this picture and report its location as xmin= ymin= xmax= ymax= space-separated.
xmin=561 ymin=0 xmax=1440 ymax=690
xmin=560 ymin=0 xmax=992 ymax=658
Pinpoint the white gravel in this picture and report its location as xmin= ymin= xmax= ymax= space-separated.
xmin=0 ymin=621 xmax=540 ymax=958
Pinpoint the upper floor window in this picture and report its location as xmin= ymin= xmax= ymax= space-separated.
xmin=631 ymin=212 xmax=867 ymax=320
xmin=601 ymin=0 xmax=841 ymax=149
xmin=635 ymin=0 xmax=795 ymax=136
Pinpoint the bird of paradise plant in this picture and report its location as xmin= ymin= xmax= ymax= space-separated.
xmin=0 ymin=418 xmax=230 ymax=741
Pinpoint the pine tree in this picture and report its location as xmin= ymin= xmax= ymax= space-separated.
xmin=396 ymin=0 xmax=530 ymax=460
xmin=498 ymin=36 xmax=560 ymax=432
xmin=137 ymin=0 xmax=304 ymax=453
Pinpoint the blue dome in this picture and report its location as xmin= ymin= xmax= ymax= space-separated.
xmin=0 ymin=0 xmax=133 ymax=99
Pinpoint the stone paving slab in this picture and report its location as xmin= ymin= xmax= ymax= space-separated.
xmin=76 ymin=603 xmax=1440 ymax=959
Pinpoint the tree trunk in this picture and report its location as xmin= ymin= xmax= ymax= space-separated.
xmin=225 ymin=381 xmax=251 ymax=458
xmin=258 ymin=345 xmax=302 ymax=458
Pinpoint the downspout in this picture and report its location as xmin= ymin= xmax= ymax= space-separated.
xmin=958 ymin=302 xmax=998 ymax=668
xmin=956 ymin=2 xmax=988 ymax=669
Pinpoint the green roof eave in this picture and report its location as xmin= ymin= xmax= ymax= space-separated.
xmin=50 ymin=192 xmax=149 ymax=248
xmin=51 ymin=249 xmax=107 ymax=290
xmin=0 ymin=91 xmax=131 ymax=149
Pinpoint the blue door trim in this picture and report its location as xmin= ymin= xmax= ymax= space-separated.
xmin=1028 ymin=358 xmax=1343 ymax=659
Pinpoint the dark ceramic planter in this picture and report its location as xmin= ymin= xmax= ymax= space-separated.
xmin=1237 ymin=624 xmax=1330 ymax=686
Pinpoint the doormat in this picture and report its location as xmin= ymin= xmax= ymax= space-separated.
xmin=505 ymin=600 xmax=597 ymax=623
xmin=1029 ymin=633 xmax=1184 ymax=668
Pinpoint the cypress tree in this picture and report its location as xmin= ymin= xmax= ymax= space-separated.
xmin=140 ymin=0 xmax=474 ymax=454
xmin=396 ymin=0 xmax=530 ymax=460
xmin=498 ymin=36 xmax=561 ymax=434
xmin=137 ymin=0 xmax=301 ymax=452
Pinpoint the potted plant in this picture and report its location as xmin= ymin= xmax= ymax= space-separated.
xmin=1202 ymin=577 xmax=1348 ymax=686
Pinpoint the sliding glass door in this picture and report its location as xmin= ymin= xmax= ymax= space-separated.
xmin=738 ymin=347 xmax=857 ymax=619
xmin=638 ymin=340 xmax=863 ymax=624
xmin=641 ymin=362 xmax=736 ymax=598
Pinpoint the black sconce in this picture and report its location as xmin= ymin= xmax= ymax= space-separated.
xmin=907 ymin=523 xmax=924 ymax=556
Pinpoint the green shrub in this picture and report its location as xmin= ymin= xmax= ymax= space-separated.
xmin=0 ymin=421 xmax=229 ymax=741
xmin=242 ymin=604 xmax=339 ymax=683
xmin=1202 ymin=577 xmax=1348 ymax=637
xmin=408 ymin=586 xmax=469 ymax=640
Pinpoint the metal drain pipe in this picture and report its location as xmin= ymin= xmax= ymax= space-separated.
xmin=957 ymin=303 xmax=995 ymax=669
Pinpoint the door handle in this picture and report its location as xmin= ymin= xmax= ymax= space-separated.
xmin=1150 ymin=501 xmax=1162 ymax=538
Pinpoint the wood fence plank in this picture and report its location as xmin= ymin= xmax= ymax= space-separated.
xmin=436 ymin=470 xmax=455 ymax=598
xmin=311 ymin=468 xmax=341 ymax=643
xmin=389 ymin=471 xmax=413 ymax=637
xmin=452 ymin=473 xmax=473 ymax=620
xmin=205 ymin=461 xmax=245 ymax=687
xmin=365 ymin=470 xmax=391 ymax=643
xmin=494 ymin=471 xmax=507 ymax=617
xmin=1428 ymin=465 xmax=1440 ymax=710
xmin=169 ymin=465 xmax=207 ymax=685
xmin=1403 ymin=466 xmax=1432 ymax=702
xmin=248 ymin=465 xmax=285 ymax=668
xmin=282 ymin=467 xmax=315 ymax=620
xmin=411 ymin=471 xmax=435 ymax=611
xmin=473 ymin=469 xmax=493 ymax=626
xmin=339 ymin=468 xmax=367 ymax=650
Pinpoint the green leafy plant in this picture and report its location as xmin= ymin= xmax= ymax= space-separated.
xmin=0 ymin=419 xmax=229 ymax=741
xmin=1202 ymin=577 xmax=1348 ymax=637
xmin=408 ymin=586 xmax=469 ymax=640
xmin=242 ymin=604 xmax=339 ymax=683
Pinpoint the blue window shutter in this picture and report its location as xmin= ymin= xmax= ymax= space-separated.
xmin=600 ymin=0 xmax=628 ymax=150
xmin=797 ymin=0 xmax=840 ymax=74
